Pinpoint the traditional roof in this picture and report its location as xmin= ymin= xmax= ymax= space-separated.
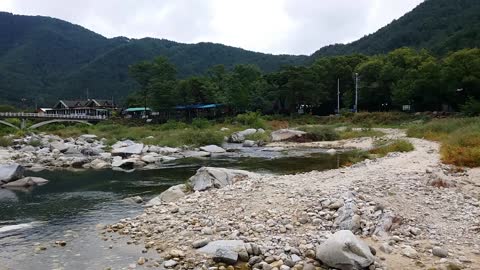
xmin=53 ymin=99 xmax=116 ymax=109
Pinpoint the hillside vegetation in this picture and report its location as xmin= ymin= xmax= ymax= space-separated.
xmin=0 ymin=0 xmax=479 ymax=106
xmin=312 ymin=0 xmax=480 ymax=57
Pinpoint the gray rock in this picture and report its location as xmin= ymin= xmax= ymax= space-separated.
xmin=111 ymin=143 xmax=144 ymax=156
xmin=228 ymin=129 xmax=257 ymax=143
xmin=71 ymin=157 xmax=89 ymax=168
xmin=192 ymin=238 xmax=210 ymax=249
xmin=112 ymin=157 xmax=136 ymax=169
xmin=198 ymin=240 xmax=246 ymax=255
xmin=242 ymin=140 xmax=256 ymax=147
xmin=270 ymin=129 xmax=306 ymax=142
xmin=141 ymin=153 xmax=161 ymax=163
xmin=164 ymin=259 xmax=177 ymax=268
xmin=334 ymin=201 xmax=361 ymax=232
xmin=315 ymin=230 xmax=374 ymax=270
xmin=123 ymin=196 xmax=143 ymax=204
xmin=189 ymin=167 xmax=255 ymax=191
xmin=49 ymin=142 xmax=69 ymax=153
xmin=0 ymin=163 xmax=24 ymax=184
xmin=64 ymin=147 xmax=82 ymax=156
xmin=200 ymin=145 xmax=226 ymax=153
xmin=248 ymin=256 xmax=262 ymax=265
xmin=146 ymin=184 xmax=186 ymax=206
xmin=432 ymin=247 xmax=448 ymax=258
xmin=183 ymin=151 xmax=211 ymax=158
xmin=214 ymin=248 xmax=238 ymax=265
xmin=401 ymin=246 xmax=418 ymax=259
xmin=90 ymin=159 xmax=111 ymax=169
xmin=2 ymin=176 xmax=48 ymax=187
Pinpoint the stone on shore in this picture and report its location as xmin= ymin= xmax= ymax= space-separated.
xmin=315 ymin=230 xmax=374 ymax=270
xmin=146 ymin=184 xmax=186 ymax=206
xmin=242 ymin=140 xmax=256 ymax=147
xmin=228 ymin=129 xmax=257 ymax=143
xmin=49 ymin=142 xmax=69 ymax=153
xmin=200 ymin=145 xmax=226 ymax=153
xmin=214 ymin=248 xmax=239 ymax=265
xmin=112 ymin=143 xmax=144 ymax=156
xmin=189 ymin=167 xmax=254 ymax=191
xmin=198 ymin=240 xmax=246 ymax=264
xmin=0 ymin=163 xmax=24 ymax=184
xmin=270 ymin=129 xmax=306 ymax=142
xmin=432 ymin=247 xmax=448 ymax=258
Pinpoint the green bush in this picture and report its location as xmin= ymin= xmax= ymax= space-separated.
xmin=370 ymin=140 xmax=414 ymax=157
xmin=28 ymin=139 xmax=42 ymax=147
xmin=160 ymin=120 xmax=188 ymax=131
xmin=461 ymin=98 xmax=480 ymax=116
xmin=191 ymin=118 xmax=211 ymax=129
xmin=0 ymin=136 xmax=13 ymax=147
xmin=235 ymin=112 xmax=266 ymax=129
xmin=182 ymin=129 xmax=224 ymax=146
xmin=299 ymin=126 xmax=340 ymax=141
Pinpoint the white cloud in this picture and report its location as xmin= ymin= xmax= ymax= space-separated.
xmin=0 ymin=0 xmax=424 ymax=55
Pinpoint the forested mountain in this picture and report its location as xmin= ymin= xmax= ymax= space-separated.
xmin=0 ymin=12 xmax=306 ymax=106
xmin=312 ymin=0 xmax=480 ymax=57
xmin=0 ymin=0 xmax=479 ymax=107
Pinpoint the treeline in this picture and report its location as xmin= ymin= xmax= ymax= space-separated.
xmin=127 ymin=47 xmax=480 ymax=115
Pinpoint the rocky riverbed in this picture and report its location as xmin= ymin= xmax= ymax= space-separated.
xmin=102 ymin=132 xmax=480 ymax=269
xmin=0 ymin=128 xmax=344 ymax=174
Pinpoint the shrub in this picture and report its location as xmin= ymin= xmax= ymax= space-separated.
xmin=28 ymin=139 xmax=42 ymax=147
xmin=299 ymin=126 xmax=340 ymax=141
xmin=160 ymin=120 xmax=188 ymax=131
xmin=370 ymin=140 xmax=414 ymax=157
xmin=0 ymin=136 xmax=13 ymax=147
xmin=235 ymin=112 xmax=266 ymax=129
xmin=339 ymin=128 xmax=385 ymax=139
xmin=461 ymin=98 xmax=480 ymax=116
xmin=182 ymin=129 xmax=224 ymax=146
xmin=191 ymin=118 xmax=211 ymax=129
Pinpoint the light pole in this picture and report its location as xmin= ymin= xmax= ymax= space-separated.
xmin=354 ymin=73 xmax=359 ymax=113
xmin=337 ymin=78 xmax=340 ymax=115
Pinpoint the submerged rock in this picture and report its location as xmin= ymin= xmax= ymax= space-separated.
xmin=315 ymin=230 xmax=374 ymax=270
xmin=189 ymin=167 xmax=254 ymax=191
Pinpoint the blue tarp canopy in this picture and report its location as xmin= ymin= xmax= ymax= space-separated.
xmin=125 ymin=107 xmax=151 ymax=112
xmin=175 ymin=104 xmax=222 ymax=110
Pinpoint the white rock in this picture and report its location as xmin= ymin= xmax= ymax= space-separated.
xmin=189 ymin=167 xmax=255 ymax=191
xmin=200 ymin=145 xmax=226 ymax=153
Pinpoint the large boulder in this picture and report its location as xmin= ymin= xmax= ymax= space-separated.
xmin=315 ymin=230 xmax=375 ymax=270
xmin=112 ymin=143 xmax=144 ymax=156
xmin=200 ymin=145 xmax=226 ymax=153
xmin=228 ymin=129 xmax=257 ymax=143
xmin=0 ymin=163 xmax=24 ymax=184
xmin=2 ymin=177 xmax=49 ymax=188
xmin=189 ymin=167 xmax=254 ymax=191
xmin=270 ymin=129 xmax=307 ymax=142
xmin=147 ymin=184 xmax=187 ymax=206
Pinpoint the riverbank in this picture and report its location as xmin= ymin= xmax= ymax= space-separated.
xmin=104 ymin=133 xmax=480 ymax=269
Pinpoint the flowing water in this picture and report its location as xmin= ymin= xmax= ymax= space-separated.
xmin=0 ymin=151 xmax=358 ymax=270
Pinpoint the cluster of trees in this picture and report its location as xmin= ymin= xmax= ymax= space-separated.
xmin=128 ymin=48 xmax=480 ymax=115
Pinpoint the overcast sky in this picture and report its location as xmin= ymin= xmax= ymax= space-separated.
xmin=0 ymin=0 xmax=424 ymax=55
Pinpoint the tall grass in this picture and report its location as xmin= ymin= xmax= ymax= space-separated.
xmin=298 ymin=126 xmax=340 ymax=141
xmin=407 ymin=117 xmax=480 ymax=167
xmin=370 ymin=140 xmax=414 ymax=157
xmin=338 ymin=127 xmax=385 ymax=139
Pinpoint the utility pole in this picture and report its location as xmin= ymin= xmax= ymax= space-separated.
xmin=354 ymin=73 xmax=359 ymax=113
xmin=337 ymin=78 xmax=340 ymax=115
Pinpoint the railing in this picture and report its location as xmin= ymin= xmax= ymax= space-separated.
xmin=0 ymin=112 xmax=107 ymax=120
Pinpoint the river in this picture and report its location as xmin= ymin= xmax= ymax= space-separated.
xmin=0 ymin=151 xmax=356 ymax=270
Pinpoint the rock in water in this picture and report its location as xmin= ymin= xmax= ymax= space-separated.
xmin=270 ymin=129 xmax=307 ymax=142
xmin=200 ymin=145 xmax=226 ymax=153
xmin=146 ymin=184 xmax=186 ymax=206
xmin=189 ymin=167 xmax=255 ymax=191
xmin=2 ymin=177 xmax=48 ymax=187
xmin=0 ymin=163 xmax=24 ymax=184
xmin=315 ymin=230 xmax=374 ymax=270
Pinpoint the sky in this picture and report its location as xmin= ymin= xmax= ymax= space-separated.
xmin=0 ymin=0 xmax=424 ymax=55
